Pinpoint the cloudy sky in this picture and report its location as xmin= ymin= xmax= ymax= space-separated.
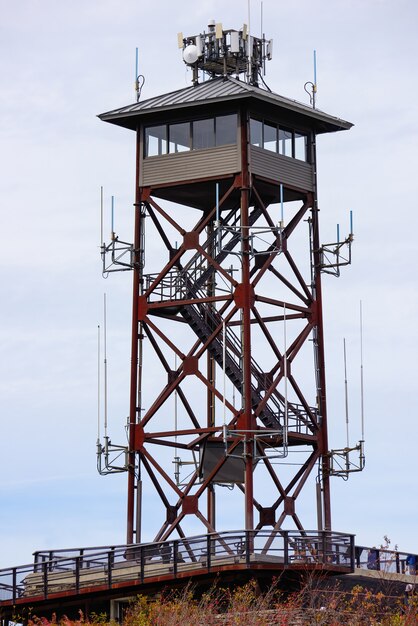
xmin=1 ymin=0 xmax=417 ymax=568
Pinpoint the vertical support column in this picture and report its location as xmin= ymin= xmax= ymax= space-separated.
xmin=206 ymin=221 xmax=216 ymax=529
xmin=311 ymin=132 xmax=332 ymax=531
xmin=240 ymin=109 xmax=254 ymax=532
xmin=127 ymin=126 xmax=143 ymax=545
xmin=315 ymin=257 xmax=331 ymax=530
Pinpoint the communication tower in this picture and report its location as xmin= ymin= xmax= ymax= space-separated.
xmin=98 ymin=21 xmax=358 ymax=548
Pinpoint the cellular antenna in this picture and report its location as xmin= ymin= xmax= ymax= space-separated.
xmin=178 ymin=18 xmax=272 ymax=86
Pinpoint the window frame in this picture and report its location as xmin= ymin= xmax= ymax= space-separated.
xmin=144 ymin=113 xmax=238 ymax=158
xmin=249 ymin=116 xmax=310 ymax=163
xmin=168 ymin=121 xmax=191 ymax=154
xmin=144 ymin=124 xmax=168 ymax=158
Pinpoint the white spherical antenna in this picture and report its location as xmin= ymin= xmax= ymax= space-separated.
xmin=183 ymin=44 xmax=199 ymax=65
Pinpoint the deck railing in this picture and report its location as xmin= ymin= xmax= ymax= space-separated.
xmin=355 ymin=545 xmax=416 ymax=575
xmin=0 ymin=530 xmax=354 ymax=604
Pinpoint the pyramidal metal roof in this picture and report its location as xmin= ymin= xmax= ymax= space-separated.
xmin=98 ymin=75 xmax=352 ymax=134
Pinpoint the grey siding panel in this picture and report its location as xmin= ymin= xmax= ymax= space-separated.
xmin=250 ymin=145 xmax=313 ymax=192
xmin=141 ymin=145 xmax=240 ymax=186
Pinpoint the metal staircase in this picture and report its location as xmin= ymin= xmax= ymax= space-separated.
xmin=144 ymin=201 xmax=317 ymax=434
xmin=178 ymin=203 xmax=283 ymax=429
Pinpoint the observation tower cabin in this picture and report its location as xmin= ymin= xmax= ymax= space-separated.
xmin=99 ymin=75 xmax=351 ymax=212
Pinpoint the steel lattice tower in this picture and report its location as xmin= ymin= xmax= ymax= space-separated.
xmin=99 ymin=26 xmax=353 ymax=547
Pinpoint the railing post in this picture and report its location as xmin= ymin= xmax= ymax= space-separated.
xmin=173 ymin=541 xmax=178 ymax=577
xmin=75 ymin=557 xmax=80 ymax=593
xmin=355 ymin=546 xmax=361 ymax=568
xmin=33 ymin=552 xmax=39 ymax=573
xmin=12 ymin=568 xmax=17 ymax=604
xmin=245 ymin=531 xmax=251 ymax=567
xmin=107 ymin=551 xmax=113 ymax=588
xmin=140 ymin=545 xmax=145 ymax=583
xmin=42 ymin=561 xmax=48 ymax=599
xmin=283 ymin=531 xmax=289 ymax=566
xmin=321 ymin=531 xmax=326 ymax=565
xmin=396 ymin=551 xmax=400 ymax=574
xmin=334 ymin=542 xmax=340 ymax=565
xmin=376 ymin=549 xmax=381 ymax=571
xmin=207 ymin=535 xmax=211 ymax=571
xmin=350 ymin=535 xmax=355 ymax=571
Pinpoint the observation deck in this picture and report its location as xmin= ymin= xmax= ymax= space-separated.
xmin=0 ymin=530 xmax=354 ymax=619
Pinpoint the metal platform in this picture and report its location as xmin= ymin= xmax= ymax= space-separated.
xmin=0 ymin=530 xmax=353 ymax=619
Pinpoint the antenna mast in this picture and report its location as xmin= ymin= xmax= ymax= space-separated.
xmin=96 ymin=292 xmax=129 ymax=476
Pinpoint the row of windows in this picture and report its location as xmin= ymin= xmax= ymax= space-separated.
xmin=250 ymin=118 xmax=309 ymax=162
xmin=144 ymin=114 xmax=309 ymax=162
xmin=144 ymin=114 xmax=238 ymax=157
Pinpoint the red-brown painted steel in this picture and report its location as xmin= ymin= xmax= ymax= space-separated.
xmin=239 ymin=107 xmax=255 ymax=531
xmin=122 ymin=106 xmax=334 ymax=544
xmin=127 ymin=127 xmax=142 ymax=545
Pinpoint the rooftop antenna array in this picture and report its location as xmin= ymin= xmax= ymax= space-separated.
xmin=177 ymin=19 xmax=273 ymax=86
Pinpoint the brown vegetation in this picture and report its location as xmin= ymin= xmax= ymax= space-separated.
xmin=21 ymin=578 xmax=418 ymax=626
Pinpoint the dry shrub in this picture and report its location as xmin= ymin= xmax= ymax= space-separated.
xmin=20 ymin=579 xmax=418 ymax=626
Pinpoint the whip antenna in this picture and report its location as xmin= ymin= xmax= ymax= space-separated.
xmin=343 ymin=338 xmax=349 ymax=448
xmin=360 ymin=300 xmax=365 ymax=441
xmin=103 ymin=293 xmax=108 ymax=438
xmin=97 ymin=324 xmax=101 ymax=443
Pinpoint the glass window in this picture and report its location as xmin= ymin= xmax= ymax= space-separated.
xmin=294 ymin=132 xmax=308 ymax=161
xmin=145 ymin=125 xmax=167 ymax=157
xmin=169 ymin=122 xmax=190 ymax=153
xmin=279 ymin=128 xmax=293 ymax=157
xmin=263 ymin=121 xmax=277 ymax=152
xmin=215 ymin=114 xmax=237 ymax=146
xmin=193 ymin=118 xmax=215 ymax=149
xmin=250 ymin=118 xmax=263 ymax=147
